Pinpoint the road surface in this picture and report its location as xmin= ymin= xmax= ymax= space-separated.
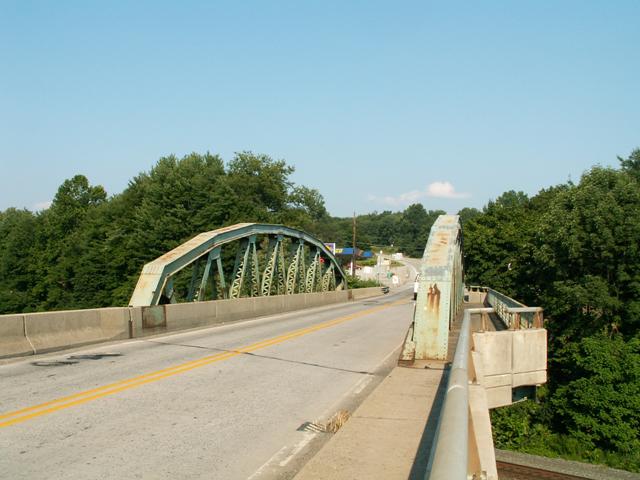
xmin=0 ymin=288 xmax=414 ymax=480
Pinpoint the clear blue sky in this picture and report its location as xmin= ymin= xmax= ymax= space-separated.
xmin=1 ymin=1 xmax=638 ymax=217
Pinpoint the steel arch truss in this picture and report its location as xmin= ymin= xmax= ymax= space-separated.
xmin=129 ymin=223 xmax=347 ymax=306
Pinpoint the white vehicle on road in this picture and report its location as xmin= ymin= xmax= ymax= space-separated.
xmin=413 ymin=274 xmax=420 ymax=300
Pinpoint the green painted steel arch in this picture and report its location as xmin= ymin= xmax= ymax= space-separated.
xmin=129 ymin=223 xmax=347 ymax=307
xmin=413 ymin=215 xmax=465 ymax=360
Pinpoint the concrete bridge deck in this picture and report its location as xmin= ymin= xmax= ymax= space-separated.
xmin=294 ymin=303 xmax=487 ymax=480
xmin=294 ymin=359 xmax=446 ymax=479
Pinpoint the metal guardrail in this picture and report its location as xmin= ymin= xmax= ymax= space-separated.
xmin=428 ymin=307 xmax=492 ymax=480
xmin=486 ymin=288 xmax=543 ymax=329
xmin=466 ymin=285 xmax=544 ymax=329
xmin=427 ymin=289 xmax=546 ymax=480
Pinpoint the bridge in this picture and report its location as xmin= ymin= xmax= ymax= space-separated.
xmin=0 ymin=217 xmax=552 ymax=479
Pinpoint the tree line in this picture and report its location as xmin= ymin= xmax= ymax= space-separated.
xmin=462 ymin=149 xmax=640 ymax=471
xmin=0 ymin=151 xmax=440 ymax=314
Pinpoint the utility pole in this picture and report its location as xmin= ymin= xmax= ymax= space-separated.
xmin=352 ymin=212 xmax=356 ymax=276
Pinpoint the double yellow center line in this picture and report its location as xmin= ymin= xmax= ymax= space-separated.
xmin=0 ymin=299 xmax=407 ymax=428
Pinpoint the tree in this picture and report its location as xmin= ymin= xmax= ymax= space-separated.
xmin=457 ymin=207 xmax=481 ymax=226
xmin=619 ymin=148 xmax=640 ymax=181
xmin=533 ymin=167 xmax=640 ymax=340
xmin=395 ymin=204 xmax=444 ymax=257
xmin=464 ymin=151 xmax=640 ymax=471
xmin=225 ymin=152 xmax=294 ymax=223
xmin=462 ymin=191 xmax=533 ymax=295
xmin=0 ymin=209 xmax=38 ymax=313
xmin=34 ymin=175 xmax=107 ymax=310
xmin=0 ymin=151 xmax=336 ymax=311
xmin=550 ymin=334 xmax=640 ymax=469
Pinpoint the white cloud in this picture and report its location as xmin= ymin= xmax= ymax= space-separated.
xmin=426 ymin=181 xmax=470 ymax=199
xmin=368 ymin=190 xmax=426 ymax=207
xmin=33 ymin=200 xmax=52 ymax=211
xmin=368 ymin=181 xmax=470 ymax=207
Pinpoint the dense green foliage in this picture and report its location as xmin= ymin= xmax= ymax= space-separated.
xmin=314 ymin=204 xmax=444 ymax=258
xmin=0 ymin=152 xmax=330 ymax=312
xmin=0 ymin=151 xmax=438 ymax=313
xmin=345 ymin=275 xmax=381 ymax=289
xmin=463 ymin=149 xmax=640 ymax=471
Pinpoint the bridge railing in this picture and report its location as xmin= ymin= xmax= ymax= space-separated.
xmin=486 ymin=288 xmax=544 ymax=329
xmin=427 ymin=292 xmax=547 ymax=480
xmin=397 ymin=215 xmax=546 ymax=479
xmin=428 ymin=306 xmax=493 ymax=480
xmin=467 ymin=285 xmax=544 ymax=329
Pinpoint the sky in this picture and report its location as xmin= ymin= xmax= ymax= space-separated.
xmin=1 ymin=1 xmax=638 ymax=217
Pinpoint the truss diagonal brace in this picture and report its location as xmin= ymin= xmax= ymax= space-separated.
xmin=261 ymin=236 xmax=283 ymax=296
xmin=230 ymin=238 xmax=253 ymax=299
xmin=305 ymin=250 xmax=321 ymax=293
xmin=286 ymin=240 xmax=304 ymax=295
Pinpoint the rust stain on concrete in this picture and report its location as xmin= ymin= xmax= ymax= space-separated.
xmin=427 ymin=283 xmax=441 ymax=315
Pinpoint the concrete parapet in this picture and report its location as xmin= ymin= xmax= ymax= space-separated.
xmin=165 ymin=301 xmax=216 ymax=331
xmin=284 ymin=293 xmax=307 ymax=312
xmin=468 ymin=385 xmax=498 ymax=480
xmin=1 ymin=288 xmax=377 ymax=358
xmin=465 ymin=286 xmax=489 ymax=304
xmin=128 ymin=307 xmax=143 ymax=338
xmin=350 ymin=287 xmax=386 ymax=300
xmin=304 ymin=291 xmax=345 ymax=308
xmin=253 ymin=295 xmax=286 ymax=317
xmin=24 ymin=307 xmax=130 ymax=354
xmin=472 ymin=329 xmax=547 ymax=408
xmin=475 ymin=331 xmax=512 ymax=377
xmin=304 ymin=292 xmax=326 ymax=309
xmin=215 ymin=297 xmax=256 ymax=323
xmin=0 ymin=315 xmax=33 ymax=358
xmin=322 ymin=291 xmax=350 ymax=305
xmin=512 ymin=330 xmax=547 ymax=380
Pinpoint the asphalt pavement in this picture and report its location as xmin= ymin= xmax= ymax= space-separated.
xmin=0 ymin=288 xmax=414 ymax=480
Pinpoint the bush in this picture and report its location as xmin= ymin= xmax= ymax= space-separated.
xmin=346 ymin=275 xmax=380 ymax=289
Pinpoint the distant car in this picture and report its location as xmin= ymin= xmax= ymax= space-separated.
xmin=413 ymin=274 xmax=420 ymax=300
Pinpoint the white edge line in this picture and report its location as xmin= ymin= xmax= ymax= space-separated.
xmin=278 ymin=432 xmax=316 ymax=467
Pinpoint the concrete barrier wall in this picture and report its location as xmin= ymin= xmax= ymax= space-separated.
xmin=466 ymin=290 xmax=487 ymax=304
xmin=253 ymin=295 xmax=287 ymax=317
xmin=0 ymin=314 xmax=32 ymax=358
xmin=0 ymin=308 xmax=131 ymax=357
xmin=472 ymin=329 xmax=547 ymax=408
xmin=0 ymin=287 xmax=382 ymax=358
xmin=130 ymin=290 xmax=355 ymax=339
xmin=165 ymin=301 xmax=217 ymax=331
xmin=320 ymin=291 xmax=350 ymax=306
xmin=350 ymin=287 xmax=386 ymax=300
xmin=24 ymin=308 xmax=130 ymax=354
